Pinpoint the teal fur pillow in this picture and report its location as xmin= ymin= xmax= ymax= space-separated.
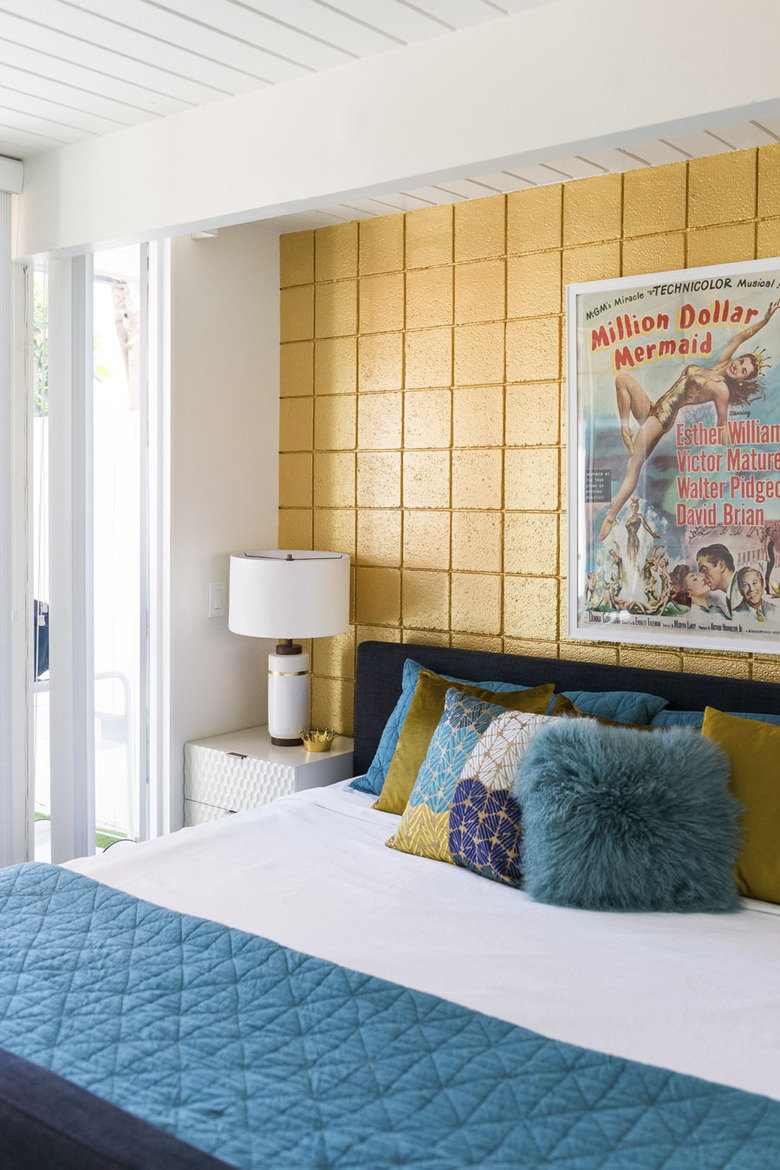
xmin=351 ymin=659 xmax=527 ymax=796
xmin=515 ymin=719 xmax=740 ymax=913
xmin=553 ymin=689 xmax=668 ymax=724
xmin=650 ymin=710 xmax=780 ymax=729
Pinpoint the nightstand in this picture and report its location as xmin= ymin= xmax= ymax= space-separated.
xmin=183 ymin=726 xmax=355 ymax=826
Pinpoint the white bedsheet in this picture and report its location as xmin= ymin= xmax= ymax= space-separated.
xmin=67 ymin=781 xmax=780 ymax=1102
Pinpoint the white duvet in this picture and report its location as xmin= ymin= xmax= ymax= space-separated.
xmin=67 ymin=781 xmax=780 ymax=1102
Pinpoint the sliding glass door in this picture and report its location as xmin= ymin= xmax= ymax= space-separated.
xmin=30 ymin=244 xmax=168 ymax=863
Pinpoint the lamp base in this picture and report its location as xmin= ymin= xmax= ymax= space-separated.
xmin=268 ymin=647 xmax=309 ymax=747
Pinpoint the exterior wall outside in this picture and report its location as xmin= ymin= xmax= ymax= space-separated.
xmin=278 ymin=147 xmax=780 ymax=737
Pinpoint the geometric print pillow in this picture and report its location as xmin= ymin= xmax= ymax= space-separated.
xmin=449 ymin=711 xmax=553 ymax=887
xmin=386 ymin=689 xmax=513 ymax=867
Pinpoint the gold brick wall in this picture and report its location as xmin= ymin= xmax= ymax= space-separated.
xmin=279 ymin=146 xmax=780 ymax=735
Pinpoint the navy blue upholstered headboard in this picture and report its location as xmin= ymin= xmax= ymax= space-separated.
xmin=352 ymin=641 xmax=780 ymax=776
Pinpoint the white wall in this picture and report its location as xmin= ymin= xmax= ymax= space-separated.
xmin=169 ymin=221 xmax=279 ymax=826
xmin=15 ymin=0 xmax=780 ymax=257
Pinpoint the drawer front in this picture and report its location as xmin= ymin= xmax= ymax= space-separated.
xmin=185 ymin=744 xmax=295 ymax=810
xmin=184 ymin=799 xmax=231 ymax=827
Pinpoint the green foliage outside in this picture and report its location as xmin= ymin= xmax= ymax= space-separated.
xmin=33 ymin=277 xmax=48 ymax=417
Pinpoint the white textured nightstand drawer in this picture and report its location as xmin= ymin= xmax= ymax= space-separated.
xmin=183 ymin=725 xmax=354 ymax=826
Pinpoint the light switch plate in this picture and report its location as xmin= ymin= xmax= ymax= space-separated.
xmin=208 ymin=580 xmax=226 ymax=618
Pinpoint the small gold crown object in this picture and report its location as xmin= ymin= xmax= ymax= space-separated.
xmin=752 ymin=348 xmax=772 ymax=376
xmin=301 ymin=728 xmax=336 ymax=752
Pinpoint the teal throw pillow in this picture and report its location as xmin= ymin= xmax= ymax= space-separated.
xmin=515 ymin=719 xmax=740 ymax=913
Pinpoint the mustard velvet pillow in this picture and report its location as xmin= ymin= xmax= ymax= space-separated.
xmin=702 ymin=706 xmax=780 ymax=904
xmin=373 ymin=669 xmax=554 ymax=815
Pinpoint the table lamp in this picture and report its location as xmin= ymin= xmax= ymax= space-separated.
xmin=228 ymin=550 xmax=350 ymax=746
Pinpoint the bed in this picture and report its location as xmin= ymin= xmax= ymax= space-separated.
xmin=2 ymin=640 xmax=780 ymax=1168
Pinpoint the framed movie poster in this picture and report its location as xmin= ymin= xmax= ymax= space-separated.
xmin=567 ymin=257 xmax=780 ymax=654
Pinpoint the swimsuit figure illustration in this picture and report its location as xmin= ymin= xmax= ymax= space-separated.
xmin=624 ymin=496 xmax=659 ymax=569
xmin=598 ymin=299 xmax=780 ymax=542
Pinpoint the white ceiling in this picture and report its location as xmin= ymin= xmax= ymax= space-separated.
xmin=2 ymin=0 xmax=779 ymax=234
xmin=0 ymin=0 xmax=549 ymax=158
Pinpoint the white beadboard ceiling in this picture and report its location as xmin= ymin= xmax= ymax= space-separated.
xmin=1 ymin=0 xmax=779 ymax=232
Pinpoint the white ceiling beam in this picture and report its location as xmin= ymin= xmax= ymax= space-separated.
xmin=0 ymin=156 xmax=23 ymax=194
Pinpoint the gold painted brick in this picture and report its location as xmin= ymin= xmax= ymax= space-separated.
xmin=686 ymin=223 xmax=755 ymax=268
xmin=313 ymin=508 xmax=356 ymax=556
xmin=314 ymin=337 xmax=357 ymax=394
xmin=313 ymin=626 xmax=356 ymax=680
xmin=451 ymin=573 xmax=502 ymax=635
xmin=316 ymin=221 xmax=358 ymax=282
xmin=454 ymin=194 xmax=505 ymax=262
xmin=557 ymin=641 xmax=618 ymax=665
xmin=752 ymin=659 xmax=780 ymax=684
xmin=356 ymin=451 xmax=401 ymax=508
xmin=451 ymin=511 xmax=501 ymax=572
xmin=451 ymin=632 xmax=503 ymax=653
xmin=504 ymin=575 xmax=559 ymax=640
xmin=506 ymin=318 xmax=560 ymax=383
xmin=280 ymin=397 xmax=313 ymax=452
xmin=357 ymin=392 xmax=403 ymax=449
xmin=280 ymin=341 xmax=314 ymax=398
xmin=280 ymin=230 xmax=314 ymax=287
xmin=405 ymin=327 xmax=452 ymax=389
xmin=619 ymin=647 xmax=682 ymax=673
xmin=504 ymin=512 xmax=558 ymax=575
xmin=311 ymin=675 xmax=355 ymax=736
xmin=356 ymin=624 xmax=401 ymax=645
xmin=454 ymin=322 xmax=504 ymax=386
xmin=402 ymin=450 xmax=451 ymax=509
xmin=681 ymin=654 xmax=750 ymax=679
xmin=404 ymin=388 xmax=451 ymax=449
xmin=357 ymin=509 xmax=402 ymax=566
xmin=359 ymin=214 xmax=404 ymax=275
xmin=454 ymin=259 xmax=505 ymax=325
xmin=688 ymin=150 xmax=756 ymax=228
xmin=280 ymin=285 xmax=314 ymax=342
xmin=507 ymin=184 xmax=562 ymax=254
xmin=622 ymin=234 xmax=685 ymax=278
xmin=562 ymin=241 xmax=621 ymax=286
xmin=279 ymin=452 xmax=312 ymax=508
xmin=315 ymin=280 xmax=358 ymax=338
xmin=505 ymin=383 xmax=559 ymax=447
xmin=406 ymin=266 xmax=453 ymax=330
xmin=452 ymin=384 xmax=503 ymax=448
xmin=452 ymin=448 xmax=502 ymax=511
xmin=757 ymin=219 xmax=780 ymax=259
xmin=401 ymin=629 xmax=450 ymax=648
xmin=563 ymin=173 xmax=622 ymax=247
xmin=314 ymin=395 xmax=356 ymax=451
xmin=403 ymin=510 xmax=450 ymax=570
xmin=504 ymin=448 xmax=559 ymax=511
xmin=278 ymin=508 xmax=312 ymax=550
xmin=758 ymin=142 xmax=780 ymax=219
xmin=313 ymin=451 xmax=355 ymax=508
xmin=358 ymin=332 xmax=403 ymax=393
xmin=355 ymin=566 xmax=401 ymax=626
xmin=507 ymin=252 xmax=561 ymax=319
xmin=623 ymin=163 xmax=687 ymax=236
xmin=402 ymin=570 xmax=450 ymax=631
xmin=405 ymin=204 xmax=453 ymax=269
xmin=359 ymin=273 xmax=405 ymax=334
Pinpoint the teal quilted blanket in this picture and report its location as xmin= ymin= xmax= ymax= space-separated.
xmin=0 ymin=862 xmax=778 ymax=1168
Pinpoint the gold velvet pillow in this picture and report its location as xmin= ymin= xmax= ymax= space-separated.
xmin=373 ymin=669 xmax=554 ymax=815
xmin=702 ymin=706 xmax=780 ymax=904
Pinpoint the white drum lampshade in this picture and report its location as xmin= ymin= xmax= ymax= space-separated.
xmin=229 ymin=550 xmax=350 ymax=746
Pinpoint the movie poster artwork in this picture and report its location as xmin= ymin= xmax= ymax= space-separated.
xmin=567 ymin=259 xmax=780 ymax=653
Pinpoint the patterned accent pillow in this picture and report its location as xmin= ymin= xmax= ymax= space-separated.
xmin=449 ymin=709 xmax=553 ymax=887
xmin=387 ymin=689 xmax=551 ymax=883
